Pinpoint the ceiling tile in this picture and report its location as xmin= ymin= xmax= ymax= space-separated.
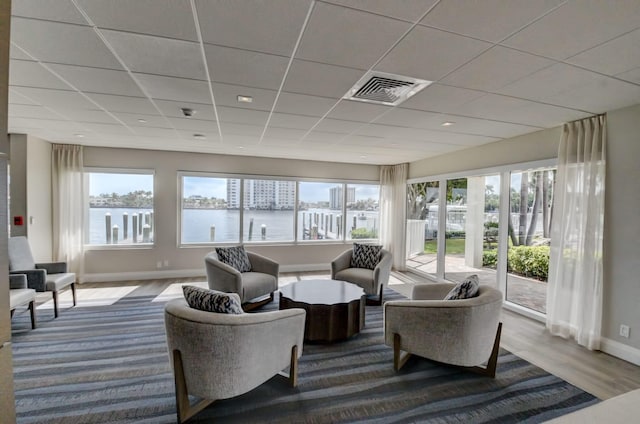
xmin=86 ymin=93 xmax=159 ymax=114
xmin=324 ymin=0 xmax=438 ymax=23
xmin=283 ymin=60 xmax=363 ymax=98
xmin=9 ymin=104 xmax=63 ymax=120
xmin=75 ymin=0 xmax=198 ymax=41
xmin=269 ymin=113 xmax=319 ymax=130
xmin=9 ymin=117 xmax=87 ymax=132
xmin=223 ymin=123 xmax=265 ymax=137
xmin=313 ymin=118 xmax=363 ymax=133
xmin=134 ymin=74 xmax=211 ymax=103
xmin=10 ymin=45 xmax=33 ymax=61
xmin=196 ymin=0 xmax=312 ymax=56
xmin=373 ymin=107 xmax=442 ymax=128
xmin=261 ymin=137 xmax=301 ymax=147
xmin=616 ymin=67 xmax=640 ymax=85
xmin=130 ymin=126 xmax=179 ymax=138
xmin=204 ymin=44 xmax=289 ymax=90
xmin=9 ymin=60 xmax=70 ymax=90
xmin=8 ymin=89 xmax=39 ymax=105
xmin=217 ymin=107 xmax=269 ymax=126
xmin=375 ymin=25 xmax=491 ymax=81
xmin=12 ymin=0 xmax=88 ymax=25
xmin=165 ymin=117 xmax=218 ymax=132
xmin=175 ymin=130 xmax=221 ymax=143
xmin=111 ymin=113 xmax=170 ymax=128
xmin=274 ymin=92 xmax=337 ymax=117
xmin=304 ymin=131 xmax=346 ymax=143
xmin=399 ymin=83 xmax=485 ymax=112
xmin=544 ymin=76 xmax=640 ymax=113
xmin=47 ymin=63 xmax=145 ymax=96
xmin=11 ymin=87 xmax=97 ymax=109
xmin=54 ymin=108 xmax=120 ymax=124
xmin=441 ymin=46 xmax=556 ymax=91
xmin=154 ymin=100 xmax=216 ymax=120
xmin=496 ymin=63 xmax=607 ymax=107
xmin=263 ymin=127 xmax=307 ymax=140
xmin=327 ymin=100 xmax=390 ymax=122
xmin=11 ymin=18 xmax=123 ymax=69
xmin=424 ymin=115 xmax=542 ymax=139
xmin=567 ymin=28 xmax=640 ymax=76
xmin=101 ymin=31 xmax=206 ymax=80
xmin=421 ymin=0 xmax=564 ymax=42
xmin=454 ymin=93 xmax=590 ymax=127
xmin=503 ymin=0 xmax=640 ymax=60
xmin=296 ymin=2 xmax=411 ymax=70
xmin=211 ymin=83 xmax=277 ymax=111
xmin=80 ymin=122 xmax=133 ymax=135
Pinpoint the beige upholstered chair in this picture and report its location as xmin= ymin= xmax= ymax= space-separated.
xmin=164 ymin=298 xmax=305 ymax=423
xmin=9 ymin=274 xmax=36 ymax=329
xmin=331 ymin=248 xmax=392 ymax=305
xmin=384 ymin=283 xmax=503 ymax=377
xmin=205 ymin=250 xmax=278 ymax=311
xmin=8 ymin=236 xmax=76 ymax=318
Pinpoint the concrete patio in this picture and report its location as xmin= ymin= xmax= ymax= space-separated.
xmin=406 ymin=253 xmax=547 ymax=313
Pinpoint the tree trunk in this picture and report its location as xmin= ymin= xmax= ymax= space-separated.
xmin=518 ymin=173 xmax=528 ymax=245
xmin=508 ymin=218 xmax=518 ymax=246
xmin=542 ymin=170 xmax=550 ymax=238
xmin=526 ymin=172 xmax=543 ymax=245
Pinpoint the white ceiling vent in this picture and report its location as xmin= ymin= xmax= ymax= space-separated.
xmin=343 ymin=71 xmax=432 ymax=106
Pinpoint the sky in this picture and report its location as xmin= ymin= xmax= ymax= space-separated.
xmin=91 ymin=173 xmax=379 ymax=201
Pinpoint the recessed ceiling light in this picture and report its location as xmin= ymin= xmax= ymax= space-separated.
xmin=193 ymin=134 xmax=206 ymax=140
xmin=237 ymin=95 xmax=253 ymax=103
xmin=74 ymin=133 xmax=85 ymax=138
xmin=441 ymin=122 xmax=454 ymax=127
xmin=360 ymin=155 xmax=367 ymax=159
xmin=237 ymin=146 xmax=245 ymax=149
xmin=137 ymin=118 xmax=147 ymax=123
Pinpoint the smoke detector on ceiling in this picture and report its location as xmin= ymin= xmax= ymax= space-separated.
xmin=343 ymin=71 xmax=432 ymax=106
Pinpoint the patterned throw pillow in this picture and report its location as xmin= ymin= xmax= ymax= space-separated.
xmin=183 ymin=285 xmax=244 ymax=314
xmin=215 ymin=246 xmax=252 ymax=272
xmin=350 ymin=243 xmax=382 ymax=270
xmin=444 ymin=274 xmax=480 ymax=300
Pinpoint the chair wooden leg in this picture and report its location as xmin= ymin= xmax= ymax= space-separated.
xmin=52 ymin=291 xmax=59 ymax=318
xmin=173 ymin=350 xmax=214 ymax=424
xmin=289 ymin=345 xmax=298 ymax=388
xmin=366 ymin=286 xmax=384 ymax=306
xmin=10 ymin=309 xmax=15 ymax=318
xmin=393 ymin=333 xmax=412 ymax=371
xmin=29 ymin=300 xmax=37 ymax=329
xmin=71 ymin=283 xmax=77 ymax=306
xmin=463 ymin=322 xmax=502 ymax=378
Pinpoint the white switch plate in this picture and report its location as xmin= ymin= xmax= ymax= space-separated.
xmin=620 ymin=324 xmax=630 ymax=338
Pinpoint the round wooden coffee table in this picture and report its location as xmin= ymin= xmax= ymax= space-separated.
xmin=279 ymin=279 xmax=365 ymax=343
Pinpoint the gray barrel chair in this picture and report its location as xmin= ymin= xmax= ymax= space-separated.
xmin=164 ymin=298 xmax=305 ymax=423
xmin=205 ymin=250 xmax=278 ymax=311
xmin=384 ymin=283 xmax=503 ymax=377
xmin=8 ymin=236 xmax=77 ymax=318
xmin=331 ymin=248 xmax=392 ymax=305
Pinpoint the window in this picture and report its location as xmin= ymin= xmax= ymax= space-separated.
xmin=178 ymin=175 xmax=380 ymax=245
xmin=86 ymin=170 xmax=154 ymax=246
xmin=242 ymin=179 xmax=295 ymax=242
xmin=181 ymin=175 xmax=240 ymax=244
xmin=345 ymin=183 xmax=380 ymax=241
xmin=406 ymin=160 xmax=555 ymax=320
xmin=298 ymin=182 xmax=340 ymax=240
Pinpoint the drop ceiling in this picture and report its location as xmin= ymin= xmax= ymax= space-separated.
xmin=7 ymin=0 xmax=640 ymax=165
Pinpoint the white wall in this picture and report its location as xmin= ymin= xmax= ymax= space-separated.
xmin=409 ymin=104 xmax=640 ymax=359
xmin=8 ymin=134 xmax=52 ymax=261
xmin=83 ymin=147 xmax=380 ymax=280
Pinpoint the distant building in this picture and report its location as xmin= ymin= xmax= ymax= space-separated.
xmin=329 ymin=186 xmax=355 ymax=209
xmin=227 ymin=179 xmax=295 ymax=209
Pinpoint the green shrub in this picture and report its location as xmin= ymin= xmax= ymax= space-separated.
xmin=482 ymin=249 xmax=498 ymax=268
xmin=507 ymin=245 xmax=549 ymax=280
xmin=351 ymin=227 xmax=378 ymax=239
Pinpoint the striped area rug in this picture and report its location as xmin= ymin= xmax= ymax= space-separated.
xmin=10 ymin=288 xmax=598 ymax=423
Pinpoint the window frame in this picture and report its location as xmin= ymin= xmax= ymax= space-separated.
xmin=84 ymin=167 xmax=155 ymax=250
xmin=177 ymin=171 xmax=380 ymax=247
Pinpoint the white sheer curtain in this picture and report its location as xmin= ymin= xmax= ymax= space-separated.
xmin=379 ymin=163 xmax=408 ymax=271
xmin=52 ymin=144 xmax=85 ymax=279
xmin=547 ymin=115 xmax=606 ymax=350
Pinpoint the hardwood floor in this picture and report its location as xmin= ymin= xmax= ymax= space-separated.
xmin=20 ymin=270 xmax=640 ymax=401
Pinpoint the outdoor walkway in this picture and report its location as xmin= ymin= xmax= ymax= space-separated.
xmin=406 ymin=253 xmax=547 ymax=313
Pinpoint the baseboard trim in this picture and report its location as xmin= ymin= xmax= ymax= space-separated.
xmin=82 ymin=264 xmax=331 ymax=283
xmin=81 ymin=269 xmax=205 ymax=283
xmin=600 ymin=337 xmax=640 ymax=366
